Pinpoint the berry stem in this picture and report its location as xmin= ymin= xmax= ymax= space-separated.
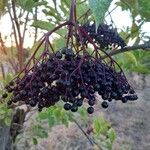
xmin=79 ymin=27 xmax=127 ymax=77
xmin=66 ymin=0 xmax=76 ymax=47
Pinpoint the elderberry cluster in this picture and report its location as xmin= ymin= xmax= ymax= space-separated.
xmin=2 ymin=48 xmax=137 ymax=114
xmin=80 ymin=23 xmax=126 ymax=49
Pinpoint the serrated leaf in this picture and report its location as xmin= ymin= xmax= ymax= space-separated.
xmin=88 ymin=0 xmax=112 ymax=30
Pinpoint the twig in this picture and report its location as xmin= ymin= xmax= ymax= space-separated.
xmin=102 ymin=43 xmax=150 ymax=59
xmin=22 ymin=11 xmax=30 ymax=45
xmin=72 ymin=118 xmax=102 ymax=150
xmin=72 ymin=118 xmax=94 ymax=146
xmin=7 ymin=7 xmax=19 ymax=55
xmin=0 ymin=63 xmax=5 ymax=79
xmin=34 ymin=7 xmax=38 ymax=43
xmin=0 ymin=33 xmax=7 ymax=54
xmin=11 ymin=0 xmax=24 ymax=71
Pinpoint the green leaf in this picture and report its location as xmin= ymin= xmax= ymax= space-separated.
xmin=76 ymin=2 xmax=89 ymax=18
xmin=0 ymin=108 xmax=5 ymax=115
xmin=131 ymin=64 xmax=150 ymax=74
xmin=42 ymin=9 xmax=61 ymax=22
xmin=38 ymin=111 xmax=49 ymax=120
xmin=32 ymin=1 xmax=47 ymax=8
xmin=2 ymin=73 xmax=13 ymax=86
xmin=32 ymin=125 xmax=48 ymax=138
xmin=17 ymin=0 xmax=34 ymax=12
xmin=116 ymin=0 xmax=139 ymax=16
xmin=32 ymin=137 xmax=38 ymax=145
xmin=102 ymin=139 xmax=113 ymax=150
xmin=0 ymin=0 xmax=8 ymax=15
xmin=88 ymin=0 xmax=112 ymax=30
xmin=93 ymin=116 xmax=110 ymax=136
xmin=48 ymin=116 xmax=56 ymax=128
xmin=32 ymin=20 xmax=66 ymax=36
xmin=0 ymin=114 xmax=4 ymax=120
xmin=124 ymin=52 xmax=138 ymax=66
xmin=61 ymin=117 xmax=69 ymax=127
xmin=53 ymin=108 xmax=62 ymax=119
xmin=139 ymin=0 xmax=150 ymax=21
xmin=32 ymin=20 xmax=54 ymax=31
xmin=130 ymin=22 xmax=139 ymax=39
xmin=17 ymin=0 xmax=47 ymax=12
xmin=78 ymin=107 xmax=88 ymax=122
xmin=4 ymin=117 xmax=11 ymax=126
xmin=107 ymin=128 xmax=117 ymax=142
xmin=52 ymin=38 xmax=66 ymax=50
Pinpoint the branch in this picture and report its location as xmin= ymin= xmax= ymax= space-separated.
xmin=34 ymin=7 xmax=38 ymax=43
xmin=0 ymin=33 xmax=7 ymax=54
xmin=72 ymin=118 xmax=102 ymax=150
xmin=11 ymin=0 xmax=24 ymax=71
xmin=7 ymin=7 xmax=19 ymax=52
xmin=72 ymin=118 xmax=94 ymax=146
xmin=22 ymin=11 xmax=30 ymax=45
xmin=102 ymin=43 xmax=150 ymax=59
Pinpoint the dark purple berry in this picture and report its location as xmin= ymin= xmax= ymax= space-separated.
xmin=2 ymin=93 xmax=8 ymax=99
xmin=64 ymin=103 xmax=71 ymax=110
xmin=101 ymin=101 xmax=109 ymax=109
xmin=87 ymin=107 xmax=94 ymax=114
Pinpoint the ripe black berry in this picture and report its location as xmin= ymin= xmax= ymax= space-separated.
xmin=77 ymin=98 xmax=83 ymax=107
xmin=88 ymin=99 xmax=95 ymax=106
xmin=87 ymin=107 xmax=94 ymax=114
xmin=64 ymin=103 xmax=71 ymax=110
xmin=71 ymin=105 xmax=78 ymax=112
xmin=101 ymin=101 xmax=109 ymax=109
xmin=2 ymin=20 xmax=138 ymax=115
xmin=55 ymin=51 xmax=62 ymax=59
xmin=7 ymin=100 xmax=12 ymax=105
xmin=122 ymin=97 xmax=128 ymax=103
xmin=2 ymin=93 xmax=8 ymax=99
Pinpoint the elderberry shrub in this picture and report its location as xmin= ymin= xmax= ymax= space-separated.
xmin=3 ymin=48 xmax=137 ymax=114
xmin=79 ymin=22 xmax=126 ymax=49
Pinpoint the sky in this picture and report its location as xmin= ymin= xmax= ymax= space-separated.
xmin=0 ymin=0 xmax=149 ymax=48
